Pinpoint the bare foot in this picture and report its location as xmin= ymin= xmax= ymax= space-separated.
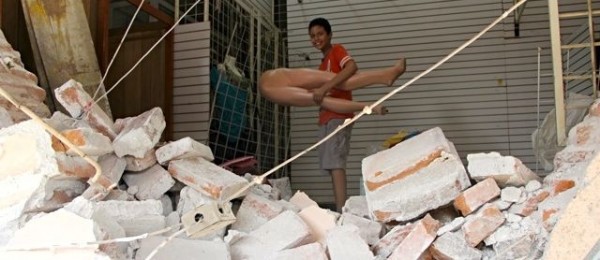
xmin=373 ymin=105 xmax=388 ymax=115
xmin=385 ymin=58 xmax=407 ymax=86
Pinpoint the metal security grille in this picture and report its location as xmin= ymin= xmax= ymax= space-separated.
xmin=178 ymin=0 xmax=290 ymax=178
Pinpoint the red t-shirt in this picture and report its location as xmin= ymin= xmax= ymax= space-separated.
xmin=318 ymin=44 xmax=354 ymax=125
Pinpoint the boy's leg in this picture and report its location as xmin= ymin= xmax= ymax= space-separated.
xmin=318 ymin=119 xmax=353 ymax=212
xmin=331 ymin=168 xmax=347 ymax=212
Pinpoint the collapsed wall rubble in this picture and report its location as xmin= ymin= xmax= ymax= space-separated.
xmin=0 ymin=29 xmax=599 ymax=260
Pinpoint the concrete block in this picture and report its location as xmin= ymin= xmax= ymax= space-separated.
xmin=500 ymin=186 xmax=522 ymax=203
xmin=362 ymin=128 xmax=470 ymax=222
xmin=81 ymin=154 xmax=126 ymax=199
xmin=112 ymin=107 xmax=165 ymax=158
xmin=0 ymin=120 xmax=60 ymax=245
xmin=372 ymin=223 xmax=414 ymax=258
xmin=388 ymin=214 xmax=440 ymax=260
xmin=61 ymin=127 xmax=113 ymax=156
xmin=54 ymin=79 xmax=116 ymax=139
xmin=289 ymin=190 xmax=318 ymax=210
xmin=123 ymin=164 xmax=175 ymax=200
xmin=342 ymin=195 xmax=370 ymax=219
xmin=176 ymin=186 xmax=215 ymax=217
xmin=155 ymin=137 xmax=214 ymax=165
xmin=230 ymin=210 xmax=312 ymax=259
xmin=267 ymin=177 xmax=293 ymax=201
xmin=168 ymin=157 xmax=248 ymax=201
xmin=525 ymin=180 xmax=542 ymax=192
xmin=437 ymin=216 xmax=465 ymax=236
xmin=135 ymin=236 xmax=230 ymax=260
xmin=430 ymin=231 xmax=482 ymax=260
xmin=339 ymin=213 xmax=384 ymax=245
xmin=467 ymin=152 xmax=540 ymax=187
xmin=103 ymin=189 xmax=134 ymax=201
xmin=232 ymin=192 xmax=284 ymax=233
xmin=462 ymin=204 xmax=505 ymax=247
xmin=327 ymin=225 xmax=374 ymax=260
xmin=44 ymin=111 xmax=90 ymax=132
xmin=545 ymin=170 xmax=600 ymax=260
xmin=267 ymin=242 xmax=327 ymax=260
xmin=454 ymin=177 xmax=500 ymax=216
xmin=125 ymin=149 xmax=157 ymax=172
xmin=95 ymin=200 xmax=165 ymax=237
xmin=160 ymin=195 xmax=173 ymax=216
xmin=0 ymin=209 xmax=103 ymax=259
xmin=297 ymin=205 xmax=336 ymax=245
xmin=55 ymin=152 xmax=96 ymax=179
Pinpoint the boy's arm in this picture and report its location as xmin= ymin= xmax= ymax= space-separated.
xmin=313 ymin=59 xmax=358 ymax=104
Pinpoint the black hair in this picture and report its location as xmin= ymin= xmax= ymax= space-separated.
xmin=308 ymin=17 xmax=332 ymax=35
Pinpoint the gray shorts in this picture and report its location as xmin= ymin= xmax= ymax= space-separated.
xmin=318 ymin=118 xmax=353 ymax=173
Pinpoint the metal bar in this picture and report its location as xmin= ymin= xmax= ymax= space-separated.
xmin=203 ymin=0 xmax=209 ymax=22
xmin=548 ymin=0 xmax=567 ymax=146
xmin=559 ymin=10 xmax=600 ymax=19
xmin=174 ymin=0 xmax=179 ymax=20
xmin=587 ymin=0 xmax=598 ymax=98
xmin=564 ymin=74 xmax=594 ymax=80
xmin=561 ymin=42 xmax=600 ymax=49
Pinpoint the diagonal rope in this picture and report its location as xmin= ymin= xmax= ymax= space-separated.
xmin=88 ymin=0 xmax=203 ymax=111
xmin=225 ymin=0 xmax=531 ymax=202
xmin=92 ymin=0 xmax=147 ymax=102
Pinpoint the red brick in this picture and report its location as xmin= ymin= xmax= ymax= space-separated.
xmin=388 ymin=214 xmax=440 ymax=260
xmin=462 ymin=204 xmax=505 ymax=247
xmin=453 ymin=178 xmax=500 ymax=216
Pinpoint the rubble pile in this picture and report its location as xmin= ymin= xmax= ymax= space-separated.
xmin=0 ymin=30 xmax=599 ymax=259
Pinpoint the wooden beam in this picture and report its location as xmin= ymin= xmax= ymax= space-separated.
xmin=164 ymin=31 xmax=174 ymax=140
xmin=96 ymin=0 xmax=110 ymax=73
xmin=126 ymin=0 xmax=173 ymax=26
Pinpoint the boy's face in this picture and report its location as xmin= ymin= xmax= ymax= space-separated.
xmin=309 ymin=25 xmax=331 ymax=51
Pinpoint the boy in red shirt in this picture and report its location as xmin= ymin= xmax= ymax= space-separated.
xmin=308 ymin=17 xmax=360 ymax=211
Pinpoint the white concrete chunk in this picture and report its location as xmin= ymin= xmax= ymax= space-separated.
xmin=168 ymin=157 xmax=248 ymax=201
xmin=372 ymin=223 xmax=414 ymax=258
xmin=289 ymin=190 xmax=319 ymax=210
xmin=298 ymin=205 xmax=336 ymax=245
xmin=525 ymin=180 xmax=542 ymax=192
xmin=123 ymin=164 xmax=175 ymax=200
xmin=437 ymin=216 xmax=465 ymax=236
xmin=0 ymin=120 xmax=60 ymax=246
xmin=135 ymin=236 xmax=230 ymax=260
xmin=267 ymin=242 xmax=327 ymax=260
xmin=54 ymin=79 xmax=116 ymax=139
xmin=112 ymin=107 xmax=165 ymax=158
xmin=176 ymin=186 xmax=215 ymax=217
xmin=362 ymin=127 xmax=470 ymax=222
xmin=267 ymin=177 xmax=293 ymax=201
xmin=230 ymin=210 xmax=312 ymax=259
xmin=160 ymin=195 xmax=173 ymax=216
xmin=326 ymin=225 xmax=374 ymax=260
xmin=501 ymin=186 xmax=523 ymax=203
xmin=467 ymin=152 xmax=541 ymax=187
xmin=339 ymin=213 xmax=383 ymax=245
xmin=0 ymin=209 xmax=102 ymax=259
xmin=342 ymin=195 xmax=370 ymax=219
xmin=125 ymin=149 xmax=157 ymax=172
xmin=430 ymin=231 xmax=482 ymax=260
xmin=61 ymin=127 xmax=113 ymax=156
xmin=232 ymin=192 xmax=284 ymax=233
xmin=155 ymin=137 xmax=214 ymax=165
xmin=0 ymin=107 xmax=13 ymax=128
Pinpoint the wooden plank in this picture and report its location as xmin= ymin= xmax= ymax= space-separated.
xmin=21 ymin=0 xmax=112 ymax=116
xmin=96 ymin=0 xmax=110 ymax=73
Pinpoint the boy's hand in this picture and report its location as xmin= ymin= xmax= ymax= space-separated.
xmin=313 ymin=86 xmax=329 ymax=104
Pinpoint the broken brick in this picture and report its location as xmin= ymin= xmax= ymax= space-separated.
xmin=122 ymin=164 xmax=175 ymax=200
xmin=462 ymin=204 xmax=505 ymax=247
xmin=231 ymin=192 xmax=284 ymax=233
xmin=467 ymin=152 xmax=540 ymax=187
xmin=112 ymin=107 xmax=165 ymax=158
xmin=388 ymin=214 xmax=440 ymax=260
xmin=155 ymin=136 xmax=214 ymax=165
xmin=454 ymin=178 xmax=500 ymax=216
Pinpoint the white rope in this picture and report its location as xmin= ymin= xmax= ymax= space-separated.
xmin=92 ymin=0 xmax=147 ymax=102
xmin=226 ymin=0 xmax=531 ymax=201
xmin=91 ymin=0 xmax=203 ymax=106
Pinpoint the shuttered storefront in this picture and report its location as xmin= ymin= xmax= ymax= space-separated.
xmin=286 ymin=0 xmax=597 ymax=203
xmin=173 ymin=22 xmax=211 ymax=142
